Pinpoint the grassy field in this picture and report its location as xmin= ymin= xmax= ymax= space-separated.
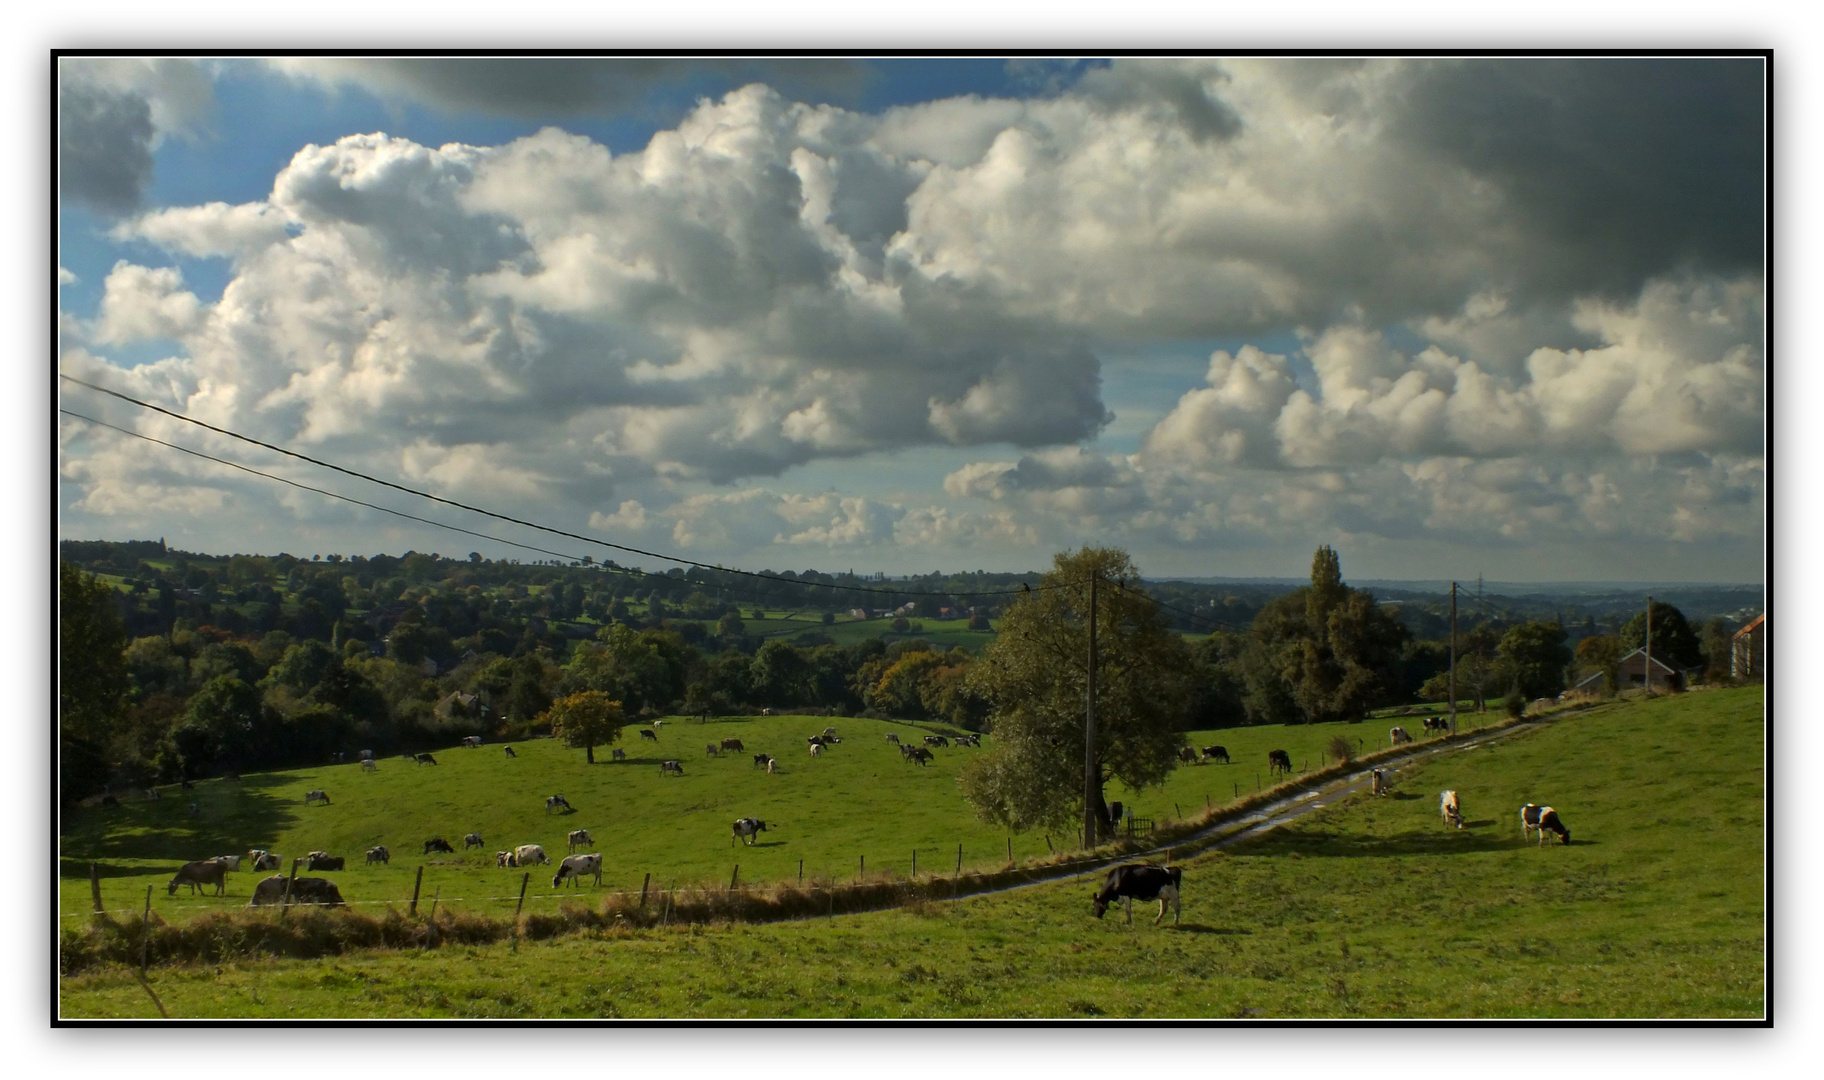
xmin=59 ymin=687 xmax=1764 ymax=1018
xmin=58 ymin=706 xmax=1518 ymax=925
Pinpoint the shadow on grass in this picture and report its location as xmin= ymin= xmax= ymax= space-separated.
xmin=60 ymin=780 xmax=301 ymax=870
xmin=1239 ymin=824 xmax=1518 ymax=858
xmin=1170 ymin=923 xmax=1248 ymax=935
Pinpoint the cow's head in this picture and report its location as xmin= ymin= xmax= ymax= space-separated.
xmin=1092 ymin=893 xmax=1111 ymax=918
xmin=1558 ymin=828 xmax=1572 ymax=845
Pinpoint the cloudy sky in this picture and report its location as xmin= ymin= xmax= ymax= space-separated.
xmin=55 ymin=56 xmax=1766 ymax=583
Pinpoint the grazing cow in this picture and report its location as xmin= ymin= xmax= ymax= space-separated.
xmin=514 ymin=844 xmax=549 ymax=866
xmin=660 ymin=760 xmax=685 ymax=775
xmin=1520 ymin=803 xmax=1571 ymax=846
xmin=1201 ymin=745 xmax=1230 ymax=764
xmin=1423 ymin=716 xmax=1450 ymax=735
xmin=360 ymin=758 xmax=377 ymax=772
xmin=304 ymin=789 xmax=331 ymax=806
xmin=553 ymin=853 xmax=603 ymax=888
xmin=611 ymin=748 xmax=626 ymax=761
xmin=761 ymin=708 xmax=773 ymax=717
xmin=907 ymin=747 xmax=933 ymax=766
xmin=1091 ymin=864 xmax=1183 ymax=925
xmin=304 ymin=854 xmax=345 ymax=871
xmin=753 ymin=753 xmax=774 ymax=769
xmin=766 ymin=758 xmax=777 ymax=775
xmin=167 ymin=859 xmax=228 ymax=897
xmin=1370 ymin=769 xmax=1388 ymax=797
xmin=209 ymin=854 xmax=242 ymax=872
xmin=956 ymin=735 xmax=981 ymax=747
xmin=885 ymin=733 xmax=900 ymax=744
xmin=415 ymin=753 xmax=438 ymax=766
xmin=1267 ymin=749 xmax=1292 ymax=776
xmin=496 ymin=851 xmax=515 ymax=868
xmin=706 ymin=743 xmax=720 ymax=757
xmin=424 ymin=837 xmax=456 ymax=855
xmin=503 ymin=745 xmax=517 ymax=758
xmin=366 ymin=846 xmax=390 ymax=865
xmin=1390 ymin=727 xmax=1413 ymax=746
xmin=567 ymin=829 xmax=594 ymax=852
xmin=463 ymin=833 xmax=484 ymax=849
xmin=652 ymin=720 xmax=665 ymax=730
xmin=732 ymin=817 xmax=769 ymax=845
xmin=305 ymin=850 xmax=331 ymax=863
xmin=248 ymin=849 xmax=280 ymax=872
xmin=1440 ymin=790 xmax=1464 ymax=829
xmin=809 ymin=743 xmax=823 ymax=759
xmin=546 ymin=794 xmax=573 ymax=814
xmin=461 ymin=736 xmax=482 ymax=748
xmin=249 ymin=875 xmax=289 ymax=906
xmin=358 ymin=749 xmax=374 ymax=760
xmin=1178 ymin=746 xmax=1197 ymax=763
xmin=925 ymin=735 xmax=949 ymax=748
xmin=640 ymin=729 xmax=660 ymax=742
xmin=721 ymin=738 xmax=745 ymax=752
xmin=288 ymin=878 xmax=346 ymax=907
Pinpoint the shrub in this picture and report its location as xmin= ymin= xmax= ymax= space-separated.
xmin=1504 ymin=685 xmax=1526 ymax=718
xmin=1325 ymin=734 xmax=1354 ymax=763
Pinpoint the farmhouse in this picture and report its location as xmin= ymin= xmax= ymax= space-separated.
xmin=1572 ymin=647 xmax=1684 ymax=693
xmin=1732 ymin=614 xmax=1765 ymax=679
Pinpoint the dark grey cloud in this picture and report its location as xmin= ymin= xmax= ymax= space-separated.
xmin=59 ymin=82 xmax=155 ymax=214
xmin=1396 ymin=58 xmax=1765 ymax=298
xmin=279 ymin=58 xmax=869 ymax=117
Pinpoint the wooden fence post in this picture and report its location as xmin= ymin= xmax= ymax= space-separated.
xmin=408 ymin=865 xmax=423 ymax=916
xmin=798 ymin=858 xmax=804 ymax=883
xmin=1205 ymin=794 xmax=1211 ymax=810
xmin=912 ymin=849 xmax=918 ymax=876
xmin=140 ymin=885 xmax=153 ymax=971
xmin=956 ymin=844 xmax=962 ymax=874
xmin=280 ymin=859 xmax=299 ymax=919
xmin=516 ymin=872 xmax=530 ymax=916
xmin=639 ymin=872 xmax=650 ymax=909
xmin=1044 ymin=835 xmax=1053 ymax=854
xmin=428 ymin=886 xmax=441 ymax=920
xmin=1006 ymin=837 xmax=1013 ymax=865
xmin=90 ymin=862 xmax=103 ymax=915
xmin=858 ymin=855 xmax=864 ymax=879
xmin=1174 ymin=802 xmax=1182 ymax=819
xmin=729 ymin=864 xmax=739 ymax=891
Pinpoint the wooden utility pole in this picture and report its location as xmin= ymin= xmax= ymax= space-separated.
xmin=1448 ymin=582 xmax=1459 ymax=736
xmin=1645 ymin=595 xmax=1654 ymax=695
xmin=1083 ymin=572 xmax=1099 ymax=850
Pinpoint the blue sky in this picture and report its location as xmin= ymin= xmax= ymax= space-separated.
xmin=56 ymin=56 xmax=1765 ymax=583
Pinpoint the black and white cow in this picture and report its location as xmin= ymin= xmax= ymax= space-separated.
xmin=415 ymin=753 xmax=437 ymax=766
xmin=1520 ymin=803 xmax=1571 ymax=846
xmin=753 ymin=753 xmax=774 ymax=770
xmin=1091 ymin=864 xmax=1183 ymax=925
xmin=1423 ymin=716 xmax=1450 ymax=735
xmin=884 ymin=733 xmax=900 ymax=744
xmin=906 ymin=747 xmax=933 ymax=766
xmin=464 ymin=832 xmax=485 ymax=849
xmin=567 ymin=829 xmax=593 ymax=852
xmin=461 ymin=736 xmax=482 ymax=748
xmin=924 ymin=735 xmax=949 ymax=748
xmin=304 ymin=789 xmax=330 ymax=805
xmin=546 ymin=794 xmax=573 ymax=814
xmin=1267 ymin=749 xmax=1292 ymax=776
xmin=1440 ymin=790 xmax=1464 ymax=829
xmin=640 ymin=729 xmax=660 ymax=742
xmin=553 ymin=853 xmax=603 ymax=888
xmin=248 ymin=849 xmax=281 ymax=872
xmin=1201 ymin=745 xmax=1230 ymax=764
xmin=366 ymin=846 xmax=390 ymax=865
xmin=1390 ymin=726 xmax=1413 ymax=746
xmin=732 ymin=817 xmax=768 ymax=845
xmin=660 ymin=760 xmax=685 ymax=775
xmin=423 ymin=837 xmax=456 ymax=854
xmin=503 ymin=745 xmax=517 ymax=758
xmin=304 ymin=853 xmax=345 ymax=871
xmin=611 ymin=748 xmax=626 ymax=761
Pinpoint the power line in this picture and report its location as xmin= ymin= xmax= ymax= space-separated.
xmin=59 ymin=373 xmax=1049 ymax=601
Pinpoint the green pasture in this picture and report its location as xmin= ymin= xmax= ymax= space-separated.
xmin=60 ymin=687 xmax=1764 ymax=1018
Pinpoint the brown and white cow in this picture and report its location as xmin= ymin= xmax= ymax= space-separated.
xmin=1440 ymin=790 xmax=1464 ymax=829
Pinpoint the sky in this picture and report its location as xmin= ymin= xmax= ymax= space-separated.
xmin=54 ymin=55 xmax=1767 ymax=584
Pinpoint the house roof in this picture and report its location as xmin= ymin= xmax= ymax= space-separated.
xmin=1618 ymin=647 xmax=1679 ymax=674
xmin=1733 ymin=614 xmax=1765 ymax=639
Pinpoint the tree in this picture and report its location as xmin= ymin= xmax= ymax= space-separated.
xmin=1498 ymin=621 xmax=1573 ymax=700
xmin=545 ymin=690 xmax=626 ymax=764
xmin=1573 ymin=634 xmax=1623 ymax=695
xmin=1700 ymin=617 xmax=1735 ymax=682
xmin=172 ymin=675 xmax=263 ymax=774
xmin=1619 ymin=601 xmax=1703 ymax=671
xmin=505 ymin=652 xmax=555 ymax=731
xmin=960 ymin=547 xmax=1191 ymax=839
xmin=1237 ymin=546 xmax=1409 ymax=724
xmin=749 ymin=639 xmax=812 ymax=707
xmin=60 ymin=563 xmax=130 ymax=800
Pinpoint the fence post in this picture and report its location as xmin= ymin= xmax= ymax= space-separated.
xmin=1006 ymin=837 xmax=1013 ymax=865
xmin=281 ymin=859 xmax=300 ymax=919
xmin=90 ymin=862 xmax=103 ymax=915
xmin=639 ymin=872 xmax=650 ymax=909
xmin=956 ymin=844 xmax=963 ymax=874
xmin=1205 ymin=794 xmax=1211 ymax=810
xmin=912 ymin=849 xmax=918 ymax=876
xmin=858 ymin=855 xmax=864 ymax=879
xmin=516 ymin=872 xmax=530 ymax=916
xmin=1256 ymin=772 xmax=1261 ymax=792
xmin=729 ymin=864 xmax=739 ymax=891
xmin=428 ymin=886 xmax=441 ymax=921
xmin=798 ymin=858 xmax=803 ymax=883
xmin=409 ymin=865 xmax=423 ymax=916
xmin=140 ymin=885 xmax=153 ymax=971
xmin=1174 ymin=802 xmax=1182 ymax=819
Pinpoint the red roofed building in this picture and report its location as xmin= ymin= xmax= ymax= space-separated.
xmin=1732 ymin=614 xmax=1765 ymax=679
